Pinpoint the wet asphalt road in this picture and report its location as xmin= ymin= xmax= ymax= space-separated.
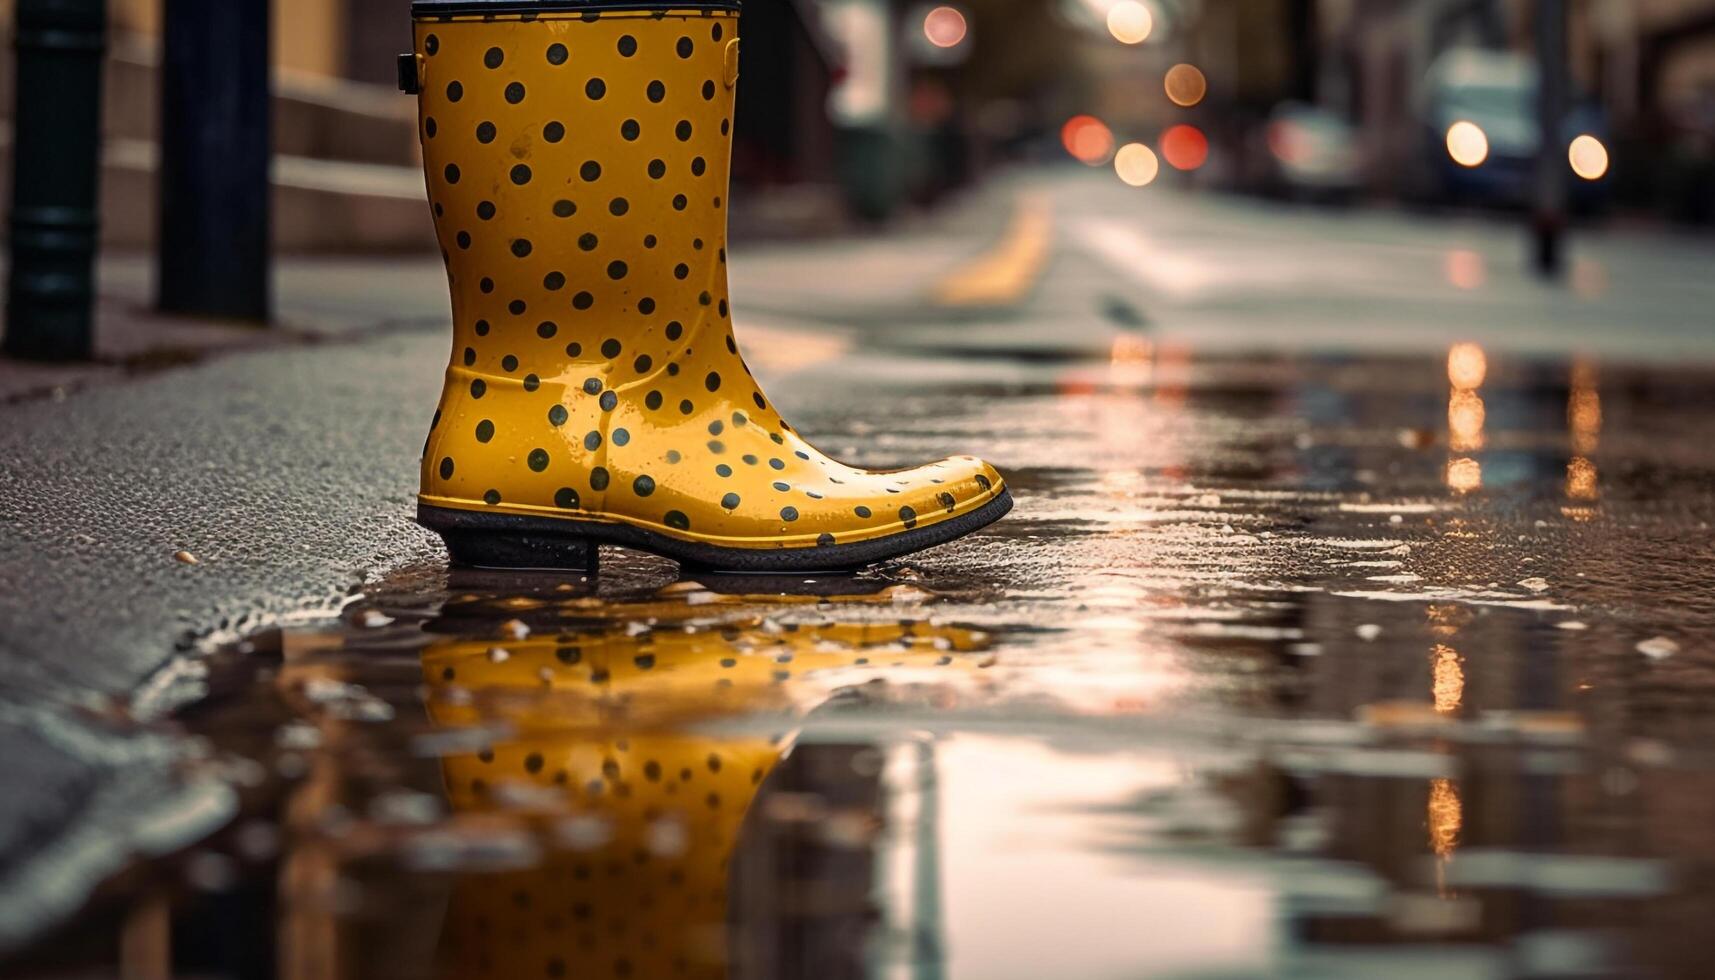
xmin=6 ymin=169 xmax=1715 ymax=976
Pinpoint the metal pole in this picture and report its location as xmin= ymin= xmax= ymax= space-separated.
xmin=4 ymin=0 xmax=106 ymax=361
xmin=910 ymin=738 xmax=946 ymax=980
xmin=158 ymin=0 xmax=271 ymax=322
xmin=1532 ymin=0 xmax=1569 ymax=278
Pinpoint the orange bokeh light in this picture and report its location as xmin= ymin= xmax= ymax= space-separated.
xmin=1061 ymin=114 xmax=1115 ymax=166
xmin=923 ymin=6 xmax=968 ymax=49
xmin=1446 ymin=457 xmax=1482 ymax=494
xmin=1164 ymin=64 xmax=1207 ymax=108
xmin=1160 ymin=124 xmax=1209 ymax=171
xmin=1447 ymin=342 xmax=1487 ymax=390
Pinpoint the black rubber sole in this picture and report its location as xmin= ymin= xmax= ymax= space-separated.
xmin=417 ymin=489 xmax=1013 ymax=573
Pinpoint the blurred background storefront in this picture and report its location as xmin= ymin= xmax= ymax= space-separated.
xmin=0 ymin=0 xmax=856 ymax=251
xmin=1064 ymin=0 xmax=1715 ymax=218
xmin=0 ymin=0 xmax=1712 ymax=255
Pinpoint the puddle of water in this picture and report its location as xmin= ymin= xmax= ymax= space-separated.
xmin=23 ymin=567 xmax=1715 ymax=980
xmin=14 ymin=349 xmax=1715 ymax=979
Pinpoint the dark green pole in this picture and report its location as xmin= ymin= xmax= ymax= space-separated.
xmin=4 ymin=0 xmax=107 ymax=361
xmin=1532 ymin=0 xmax=1569 ymax=278
xmin=158 ymin=0 xmax=271 ymax=322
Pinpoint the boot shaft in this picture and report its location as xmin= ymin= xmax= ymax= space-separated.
xmin=410 ymin=2 xmax=742 ymax=370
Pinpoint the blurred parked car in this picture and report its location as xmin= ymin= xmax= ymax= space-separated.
xmin=1418 ymin=48 xmax=1610 ymax=210
xmin=1260 ymin=102 xmax=1362 ymax=203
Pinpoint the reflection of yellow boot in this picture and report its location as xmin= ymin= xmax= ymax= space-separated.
xmin=401 ymin=1 xmax=1011 ymax=571
xmin=421 ymin=606 xmax=988 ymax=979
xmin=434 ymin=727 xmax=772 ymax=980
xmin=424 ymin=620 xmax=988 ymax=731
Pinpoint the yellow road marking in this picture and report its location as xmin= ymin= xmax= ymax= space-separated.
xmin=931 ymin=193 xmax=1054 ymax=308
xmin=736 ymin=320 xmax=851 ymax=374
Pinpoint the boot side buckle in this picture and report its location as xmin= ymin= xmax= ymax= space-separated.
xmin=723 ymin=39 xmax=740 ymax=89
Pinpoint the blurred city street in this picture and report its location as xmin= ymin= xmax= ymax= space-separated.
xmin=5 ymin=166 xmax=1715 ymax=977
xmin=2 ymin=0 xmax=1715 ymax=976
xmin=17 ymin=162 xmax=1715 ymax=403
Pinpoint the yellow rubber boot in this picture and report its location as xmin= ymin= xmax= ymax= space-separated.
xmin=421 ymin=608 xmax=990 ymax=978
xmin=401 ymin=1 xmax=1011 ymax=571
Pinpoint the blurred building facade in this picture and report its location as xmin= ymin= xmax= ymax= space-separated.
xmin=1074 ymin=0 xmax=1715 ymax=218
xmin=0 ymin=0 xmax=845 ymax=253
xmin=1318 ymin=0 xmax=1715 ymax=213
xmin=0 ymin=0 xmax=370 ymax=79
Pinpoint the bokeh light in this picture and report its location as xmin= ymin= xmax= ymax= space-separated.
xmin=1062 ymin=114 xmax=1115 ymax=166
xmin=1569 ymin=134 xmax=1609 ymax=181
xmin=1566 ymin=456 xmax=1598 ymax=501
xmin=1446 ymin=457 xmax=1482 ymax=494
xmin=1569 ymin=360 xmax=1601 ymax=455
xmin=1447 ymin=342 xmax=1487 ymax=457
xmin=1448 ymin=389 xmax=1486 ymax=452
xmin=1159 ymin=124 xmax=1208 ymax=171
xmin=1566 ymin=362 xmax=1601 ymax=510
xmin=1431 ymin=644 xmax=1464 ymax=715
xmin=1447 ymin=341 xmax=1487 ymax=390
xmin=1113 ymin=142 xmax=1159 ymax=187
xmin=1163 ymin=64 xmax=1207 ymax=108
xmin=923 ymin=6 xmax=968 ymax=49
xmin=1428 ymin=776 xmax=1463 ymax=862
xmin=1445 ymin=121 xmax=1488 ymax=168
xmin=1106 ymin=1 xmax=1153 ymax=45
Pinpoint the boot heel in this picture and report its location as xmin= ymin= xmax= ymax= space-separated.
xmin=418 ymin=505 xmax=598 ymax=572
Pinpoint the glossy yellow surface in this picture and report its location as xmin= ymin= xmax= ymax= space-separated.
xmin=411 ymin=10 xmax=1006 ymax=553
xmin=421 ymin=609 xmax=988 ymax=979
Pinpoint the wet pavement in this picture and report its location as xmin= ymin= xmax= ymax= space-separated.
xmin=14 ymin=339 xmax=1715 ymax=979
xmin=6 ymin=171 xmax=1715 ymax=978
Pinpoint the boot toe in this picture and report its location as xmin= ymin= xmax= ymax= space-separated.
xmin=934 ymin=455 xmax=1005 ymax=509
xmin=885 ymin=455 xmax=1006 ymax=531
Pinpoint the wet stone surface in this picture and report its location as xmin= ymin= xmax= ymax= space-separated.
xmin=14 ymin=346 xmax=1715 ymax=979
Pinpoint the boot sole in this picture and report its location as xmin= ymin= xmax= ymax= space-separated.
xmin=417 ymin=489 xmax=1014 ymax=573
